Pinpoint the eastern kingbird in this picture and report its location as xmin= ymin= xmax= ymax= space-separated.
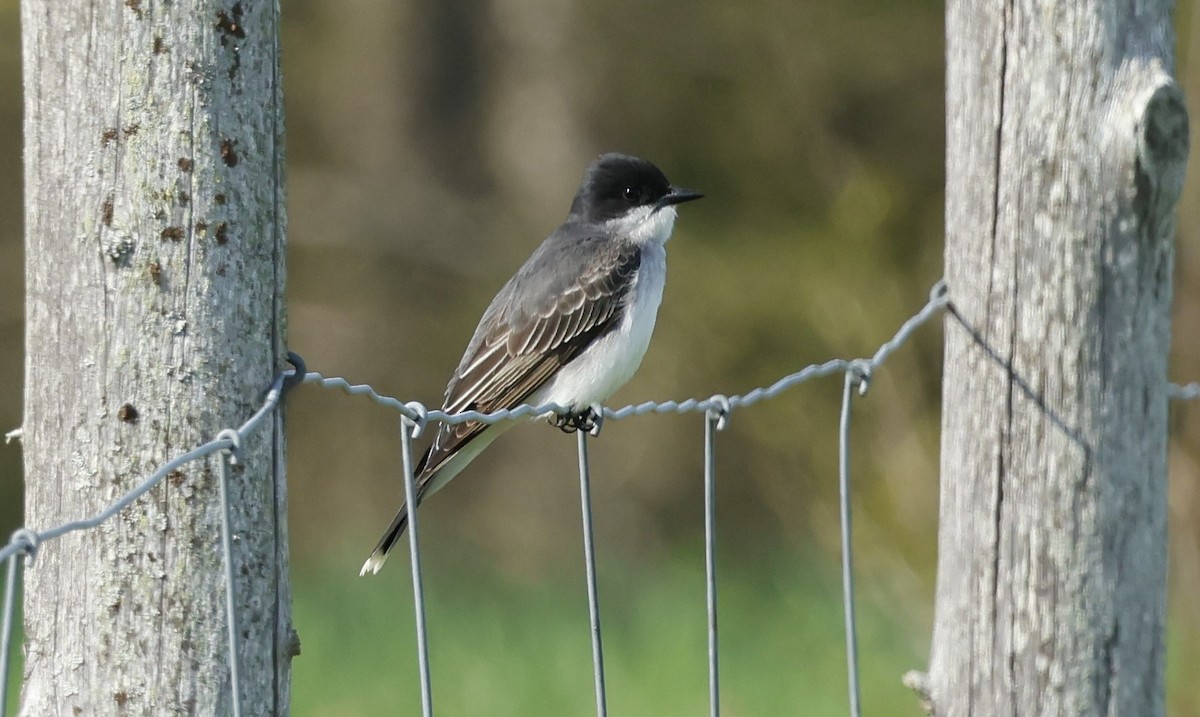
xmin=360 ymin=153 xmax=702 ymax=575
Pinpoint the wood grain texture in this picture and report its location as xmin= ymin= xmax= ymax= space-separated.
xmin=924 ymin=0 xmax=1188 ymax=714
xmin=20 ymin=1 xmax=292 ymax=714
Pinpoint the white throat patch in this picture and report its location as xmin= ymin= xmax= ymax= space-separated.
xmin=606 ymin=205 xmax=678 ymax=246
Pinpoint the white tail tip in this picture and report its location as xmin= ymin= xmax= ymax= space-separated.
xmin=359 ymin=553 xmax=387 ymax=576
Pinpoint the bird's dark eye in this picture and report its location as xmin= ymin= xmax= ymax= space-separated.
xmin=622 ymin=186 xmax=642 ymax=203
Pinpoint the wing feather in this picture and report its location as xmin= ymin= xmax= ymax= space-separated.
xmin=416 ymin=239 xmax=641 ymax=485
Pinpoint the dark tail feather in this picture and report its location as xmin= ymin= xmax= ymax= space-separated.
xmin=360 ymin=448 xmax=433 ymax=576
xmin=359 ymin=504 xmax=411 ymax=576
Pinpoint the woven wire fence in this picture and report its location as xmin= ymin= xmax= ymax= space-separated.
xmin=2 ymin=279 xmax=1198 ymax=717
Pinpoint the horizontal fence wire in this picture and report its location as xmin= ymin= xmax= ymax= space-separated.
xmin=1171 ymin=382 xmax=1200 ymax=401
xmin=3 ymin=278 xmax=1200 ymax=717
xmin=299 ymin=280 xmax=954 ymax=428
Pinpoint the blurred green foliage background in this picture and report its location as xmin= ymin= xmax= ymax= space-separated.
xmin=2 ymin=0 xmax=1199 ymax=714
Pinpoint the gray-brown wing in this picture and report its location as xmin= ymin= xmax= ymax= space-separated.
xmin=414 ymin=240 xmax=641 ymax=483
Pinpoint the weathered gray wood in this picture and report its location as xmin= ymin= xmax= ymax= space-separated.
xmin=921 ymin=0 xmax=1189 ymax=714
xmin=20 ymin=1 xmax=292 ymax=714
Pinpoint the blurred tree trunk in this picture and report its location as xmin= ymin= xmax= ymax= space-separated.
xmin=920 ymin=0 xmax=1189 ymax=714
xmin=20 ymin=1 xmax=291 ymax=715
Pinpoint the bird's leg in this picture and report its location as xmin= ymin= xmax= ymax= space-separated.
xmin=552 ymin=404 xmax=604 ymax=436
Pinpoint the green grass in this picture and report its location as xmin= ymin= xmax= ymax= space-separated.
xmin=1 ymin=554 xmax=925 ymax=715
xmin=5 ymin=556 xmax=1195 ymax=715
xmin=291 ymin=554 xmax=927 ymax=716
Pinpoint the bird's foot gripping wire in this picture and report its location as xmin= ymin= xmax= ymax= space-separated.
xmin=551 ymin=404 xmax=605 ymax=436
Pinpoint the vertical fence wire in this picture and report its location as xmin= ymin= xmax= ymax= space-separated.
xmin=400 ymin=415 xmax=434 ymax=717
xmin=216 ymin=439 xmax=244 ymax=717
xmin=576 ymin=429 xmax=608 ymax=717
xmin=703 ymin=404 xmax=727 ymax=717
xmin=838 ymin=370 xmax=863 ymax=717
xmin=1 ymin=553 xmax=20 ymax=717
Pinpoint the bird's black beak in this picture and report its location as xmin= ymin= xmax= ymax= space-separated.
xmin=658 ymin=186 xmax=704 ymax=208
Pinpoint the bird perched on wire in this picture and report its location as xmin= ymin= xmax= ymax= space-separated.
xmin=360 ymin=153 xmax=702 ymax=575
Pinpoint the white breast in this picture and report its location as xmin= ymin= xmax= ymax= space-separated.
xmin=531 ymin=243 xmax=667 ymax=411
